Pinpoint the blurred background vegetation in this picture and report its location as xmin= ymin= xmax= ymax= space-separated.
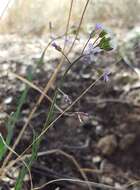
xmin=0 ymin=0 xmax=140 ymax=37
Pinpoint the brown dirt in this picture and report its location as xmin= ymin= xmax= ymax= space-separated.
xmin=0 ymin=34 xmax=140 ymax=190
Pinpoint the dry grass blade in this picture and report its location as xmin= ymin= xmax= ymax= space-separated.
xmin=9 ymin=71 xmax=65 ymax=114
xmin=81 ymin=168 xmax=102 ymax=174
xmin=7 ymin=72 xmax=104 ymax=172
xmin=33 ymin=178 xmax=125 ymax=190
xmin=63 ymin=0 xmax=74 ymax=50
xmin=34 ymin=149 xmax=91 ymax=190
xmin=67 ymin=0 xmax=90 ymax=54
xmin=0 ymin=134 xmax=33 ymax=190
xmin=21 ymin=149 xmax=91 ymax=190
xmin=2 ymin=0 xmax=75 ymax=172
xmin=25 ymin=73 xmax=104 ymax=149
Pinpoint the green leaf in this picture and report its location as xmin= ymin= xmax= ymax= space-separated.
xmin=99 ymin=30 xmax=108 ymax=38
xmin=0 ymin=67 xmax=33 ymax=160
xmin=0 ymin=137 xmax=5 ymax=159
xmin=15 ymin=132 xmax=39 ymax=190
xmin=36 ymin=48 xmax=46 ymax=66
xmin=99 ymin=37 xmax=113 ymax=51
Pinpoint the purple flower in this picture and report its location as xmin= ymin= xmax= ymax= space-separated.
xmin=83 ymin=40 xmax=102 ymax=64
xmin=85 ymin=41 xmax=102 ymax=55
xmin=95 ymin=23 xmax=103 ymax=30
xmin=103 ymin=69 xmax=110 ymax=82
xmin=63 ymin=94 xmax=72 ymax=105
xmin=63 ymin=36 xmax=73 ymax=44
xmin=51 ymin=42 xmax=62 ymax=51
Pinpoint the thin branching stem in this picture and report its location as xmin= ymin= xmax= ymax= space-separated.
xmin=7 ymin=72 xmax=105 ymax=168
xmin=2 ymin=0 xmax=74 ymax=181
xmin=0 ymin=134 xmax=33 ymax=190
xmin=33 ymin=178 xmax=125 ymax=190
xmin=2 ymin=5 xmax=73 ymax=169
xmin=67 ymin=0 xmax=90 ymax=54
xmin=63 ymin=0 xmax=74 ymax=51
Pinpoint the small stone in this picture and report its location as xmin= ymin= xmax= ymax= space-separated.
xmin=91 ymin=120 xmax=99 ymax=126
xmin=95 ymin=125 xmax=104 ymax=135
xmin=92 ymin=156 xmax=102 ymax=163
xmin=4 ymin=96 xmax=13 ymax=104
xmin=0 ymin=112 xmax=8 ymax=119
xmin=55 ymin=188 xmax=60 ymax=190
xmin=97 ymin=134 xmax=117 ymax=156
xmin=101 ymin=176 xmax=113 ymax=185
xmin=114 ymin=183 xmax=122 ymax=188
xmin=119 ymin=133 xmax=136 ymax=150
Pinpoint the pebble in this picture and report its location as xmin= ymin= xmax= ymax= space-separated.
xmin=4 ymin=96 xmax=13 ymax=104
xmin=101 ymin=176 xmax=113 ymax=185
xmin=97 ymin=134 xmax=117 ymax=156
xmin=114 ymin=182 xmax=121 ymax=188
xmin=92 ymin=155 xmax=102 ymax=163
xmin=95 ymin=125 xmax=104 ymax=135
xmin=0 ymin=112 xmax=8 ymax=119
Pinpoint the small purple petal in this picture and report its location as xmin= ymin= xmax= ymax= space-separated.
xmin=51 ymin=42 xmax=57 ymax=48
xmin=63 ymin=36 xmax=73 ymax=44
xmin=63 ymin=94 xmax=72 ymax=105
xmin=103 ymin=69 xmax=110 ymax=82
xmin=51 ymin=42 xmax=61 ymax=51
xmin=85 ymin=41 xmax=102 ymax=55
xmin=95 ymin=23 xmax=103 ymax=30
xmin=85 ymin=42 xmax=94 ymax=54
xmin=92 ymin=47 xmax=102 ymax=54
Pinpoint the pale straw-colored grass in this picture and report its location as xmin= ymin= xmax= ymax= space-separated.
xmin=0 ymin=0 xmax=140 ymax=35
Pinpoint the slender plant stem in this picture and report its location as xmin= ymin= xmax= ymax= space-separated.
xmin=1 ymin=0 xmax=74 ymax=180
xmin=7 ymin=73 xmax=104 ymax=167
xmin=3 ymin=0 xmax=91 ymax=183
xmin=67 ymin=0 xmax=90 ymax=54
xmin=0 ymin=134 xmax=33 ymax=190
xmin=4 ymin=32 xmax=106 ymax=172
xmin=0 ymin=0 xmax=11 ymax=19
xmin=33 ymin=178 xmax=124 ymax=190
xmin=63 ymin=0 xmax=74 ymax=50
xmin=1 ymin=8 xmax=73 ymax=170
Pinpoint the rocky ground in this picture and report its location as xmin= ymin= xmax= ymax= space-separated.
xmin=0 ymin=31 xmax=140 ymax=190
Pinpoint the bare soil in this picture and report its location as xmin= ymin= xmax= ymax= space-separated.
xmin=0 ymin=34 xmax=140 ymax=190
